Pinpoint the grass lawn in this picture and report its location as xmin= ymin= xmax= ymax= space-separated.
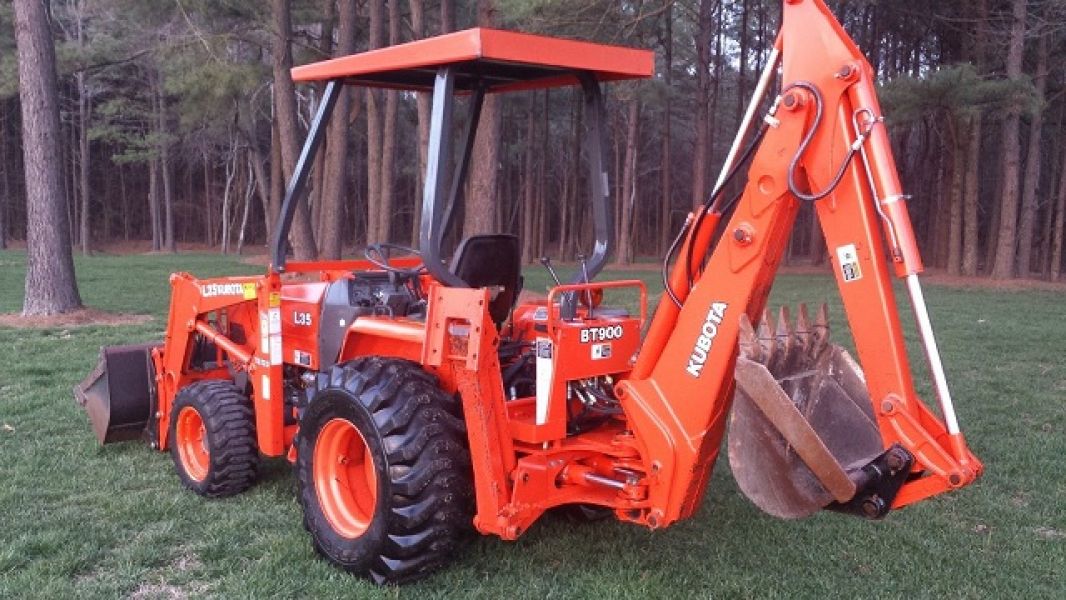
xmin=0 ymin=250 xmax=1063 ymax=598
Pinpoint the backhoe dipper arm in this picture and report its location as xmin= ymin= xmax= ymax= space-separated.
xmin=616 ymin=0 xmax=981 ymax=528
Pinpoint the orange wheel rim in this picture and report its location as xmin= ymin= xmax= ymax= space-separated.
xmin=313 ymin=418 xmax=378 ymax=538
xmin=176 ymin=406 xmax=210 ymax=481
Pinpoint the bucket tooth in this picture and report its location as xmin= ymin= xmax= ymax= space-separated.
xmin=775 ymin=305 xmax=792 ymax=337
xmin=795 ymin=303 xmax=810 ymax=332
xmin=808 ymin=303 xmax=830 ymax=362
xmin=757 ymin=309 xmax=775 ymax=366
xmin=789 ymin=304 xmax=812 ymax=380
xmin=767 ymin=306 xmax=792 ymax=375
xmin=814 ymin=303 xmax=829 ymax=328
xmin=793 ymin=304 xmax=811 ymax=353
xmin=738 ymin=314 xmax=762 ymax=362
xmin=728 ymin=303 xmax=883 ymax=519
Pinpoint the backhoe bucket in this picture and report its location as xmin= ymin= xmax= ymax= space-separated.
xmin=728 ymin=305 xmax=909 ymax=519
xmin=74 ymin=343 xmax=159 ymax=445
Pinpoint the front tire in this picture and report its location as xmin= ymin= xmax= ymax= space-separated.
xmin=296 ymin=358 xmax=473 ymax=584
xmin=169 ymin=380 xmax=259 ymax=497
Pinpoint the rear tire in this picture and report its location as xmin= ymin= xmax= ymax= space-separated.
xmin=296 ymin=357 xmax=473 ymax=584
xmin=169 ymin=380 xmax=259 ymax=498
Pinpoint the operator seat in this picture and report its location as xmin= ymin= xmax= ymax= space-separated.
xmin=449 ymin=234 xmax=522 ymax=328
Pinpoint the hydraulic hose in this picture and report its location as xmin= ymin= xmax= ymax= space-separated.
xmin=660 ymin=124 xmax=768 ymax=309
xmin=784 ymin=81 xmax=876 ymax=202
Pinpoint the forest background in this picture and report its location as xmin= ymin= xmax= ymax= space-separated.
xmin=1 ymin=0 xmax=1062 ymax=295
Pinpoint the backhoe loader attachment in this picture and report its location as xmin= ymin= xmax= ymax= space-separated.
xmin=612 ymin=0 xmax=981 ymax=528
xmin=728 ymin=305 xmax=912 ymax=519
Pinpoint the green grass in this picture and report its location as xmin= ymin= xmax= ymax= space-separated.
xmin=0 ymin=249 xmax=1063 ymax=598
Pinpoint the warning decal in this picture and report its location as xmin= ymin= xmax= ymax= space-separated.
xmin=836 ymin=244 xmax=862 ymax=282
xmin=591 ymin=343 xmax=612 ymax=360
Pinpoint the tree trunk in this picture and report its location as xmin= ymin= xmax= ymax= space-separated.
xmin=1051 ymin=144 xmax=1066 ymax=281
xmin=612 ymin=123 xmax=622 ymax=245
xmin=1016 ymin=28 xmax=1047 ymax=278
xmin=409 ymin=0 xmax=430 ymax=246
xmin=989 ymin=0 xmax=1027 ymax=280
xmin=365 ymin=0 xmax=385 ymax=243
xmin=1040 ymin=112 xmax=1062 ymax=277
xmin=378 ymin=0 xmax=400 ymax=243
xmin=311 ymin=0 xmax=336 ymax=237
xmin=76 ymin=0 xmax=91 ymax=256
xmin=560 ymin=100 xmax=580 ymax=260
xmin=708 ymin=6 xmax=723 ymax=175
xmin=736 ymin=0 xmax=750 ymax=125
xmin=221 ymin=148 xmax=235 ymax=254
xmin=0 ymin=101 xmax=9 ymax=250
xmin=203 ymin=150 xmax=213 ymax=247
xmin=936 ymin=139 xmax=951 ymax=267
xmin=466 ymin=0 xmax=501 ymax=237
xmin=237 ymin=157 xmax=254 ymax=254
xmin=13 ymin=0 xmax=83 ymax=315
xmin=156 ymin=72 xmax=176 ymax=253
xmin=615 ymin=98 xmax=640 ymax=266
xmin=984 ymin=161 xmax=1002 ymax=271
xmin=272 ymin=0 xmax=317 ymax=259
xmin=149 ymin=157 xmax=162 ymax=250
xmin=351 ymin=98 xmax=366 ymax=246
xmin=536 ymin=90 xmax=549 ymax=259
xmin=521 ymin=105 xmax=536 ymax=263
xmin=119 ymin=163 xmax=130 ymax=241
xmin=691 ymin=0 xmax=715 ymax=209
xmin=248 ymin=143 xmax=272 ymax=244
xmin=68 ymin=110 xmax=77 ymax=247
xmin=946 ymin=118 xmax=964 ymax=275
xmin=269 ymin=119 xmax=283 ymax=237
xmin=659 ymin=0 xmax=673 ymax=254
xmin=961 ymin=0 xmax=987 ymax=277
xmin=440 ymin=0 xmax=455 ymax=33
xmin=319 ymin=0 xmax=358 ymax=259
xmin=962 ymin=115 xmax=982 ymax=276
xmin=181 ymin=155 xmax=192 ymax=245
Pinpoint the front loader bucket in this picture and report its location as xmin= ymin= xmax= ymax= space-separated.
xmin=74 ymin=343 xmax=160 ymax=445
xmin=728 ymin=305 xmax=911 ymax=519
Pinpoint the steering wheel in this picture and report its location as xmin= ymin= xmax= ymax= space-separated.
xmin=364 ymin=243 xmax=425 ymax=275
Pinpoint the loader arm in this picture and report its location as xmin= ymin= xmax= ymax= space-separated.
xmin=617 ymin=0 xmax=981 ymax=527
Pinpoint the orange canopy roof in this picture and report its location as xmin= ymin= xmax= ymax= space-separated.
xmin=290 ymin=28 xmax=655 ymax=92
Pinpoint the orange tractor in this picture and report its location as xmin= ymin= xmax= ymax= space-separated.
xmin=77 ymin=0 xmax=982 ymax=584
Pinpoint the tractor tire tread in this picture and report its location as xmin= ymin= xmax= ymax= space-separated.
xmin=170 ymin=380 xmax=259 ymax=498
xmin=296 ymin=357 xmax=473 ymax=585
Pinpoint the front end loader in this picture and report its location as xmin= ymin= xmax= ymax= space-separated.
xmin=76 ymin=0 xmax=982 ymax=584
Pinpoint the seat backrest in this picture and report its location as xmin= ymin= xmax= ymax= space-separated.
xmin=449 ymin=234 xmax=521 ymax=327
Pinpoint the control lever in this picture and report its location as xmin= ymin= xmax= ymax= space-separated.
xmin=578 ymin=254 xmax=593 ymax=319
xmin=539 ymin=256 xmax=562 ymax=286
xmin=540 ymin=256 xmax=576 ymax=321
